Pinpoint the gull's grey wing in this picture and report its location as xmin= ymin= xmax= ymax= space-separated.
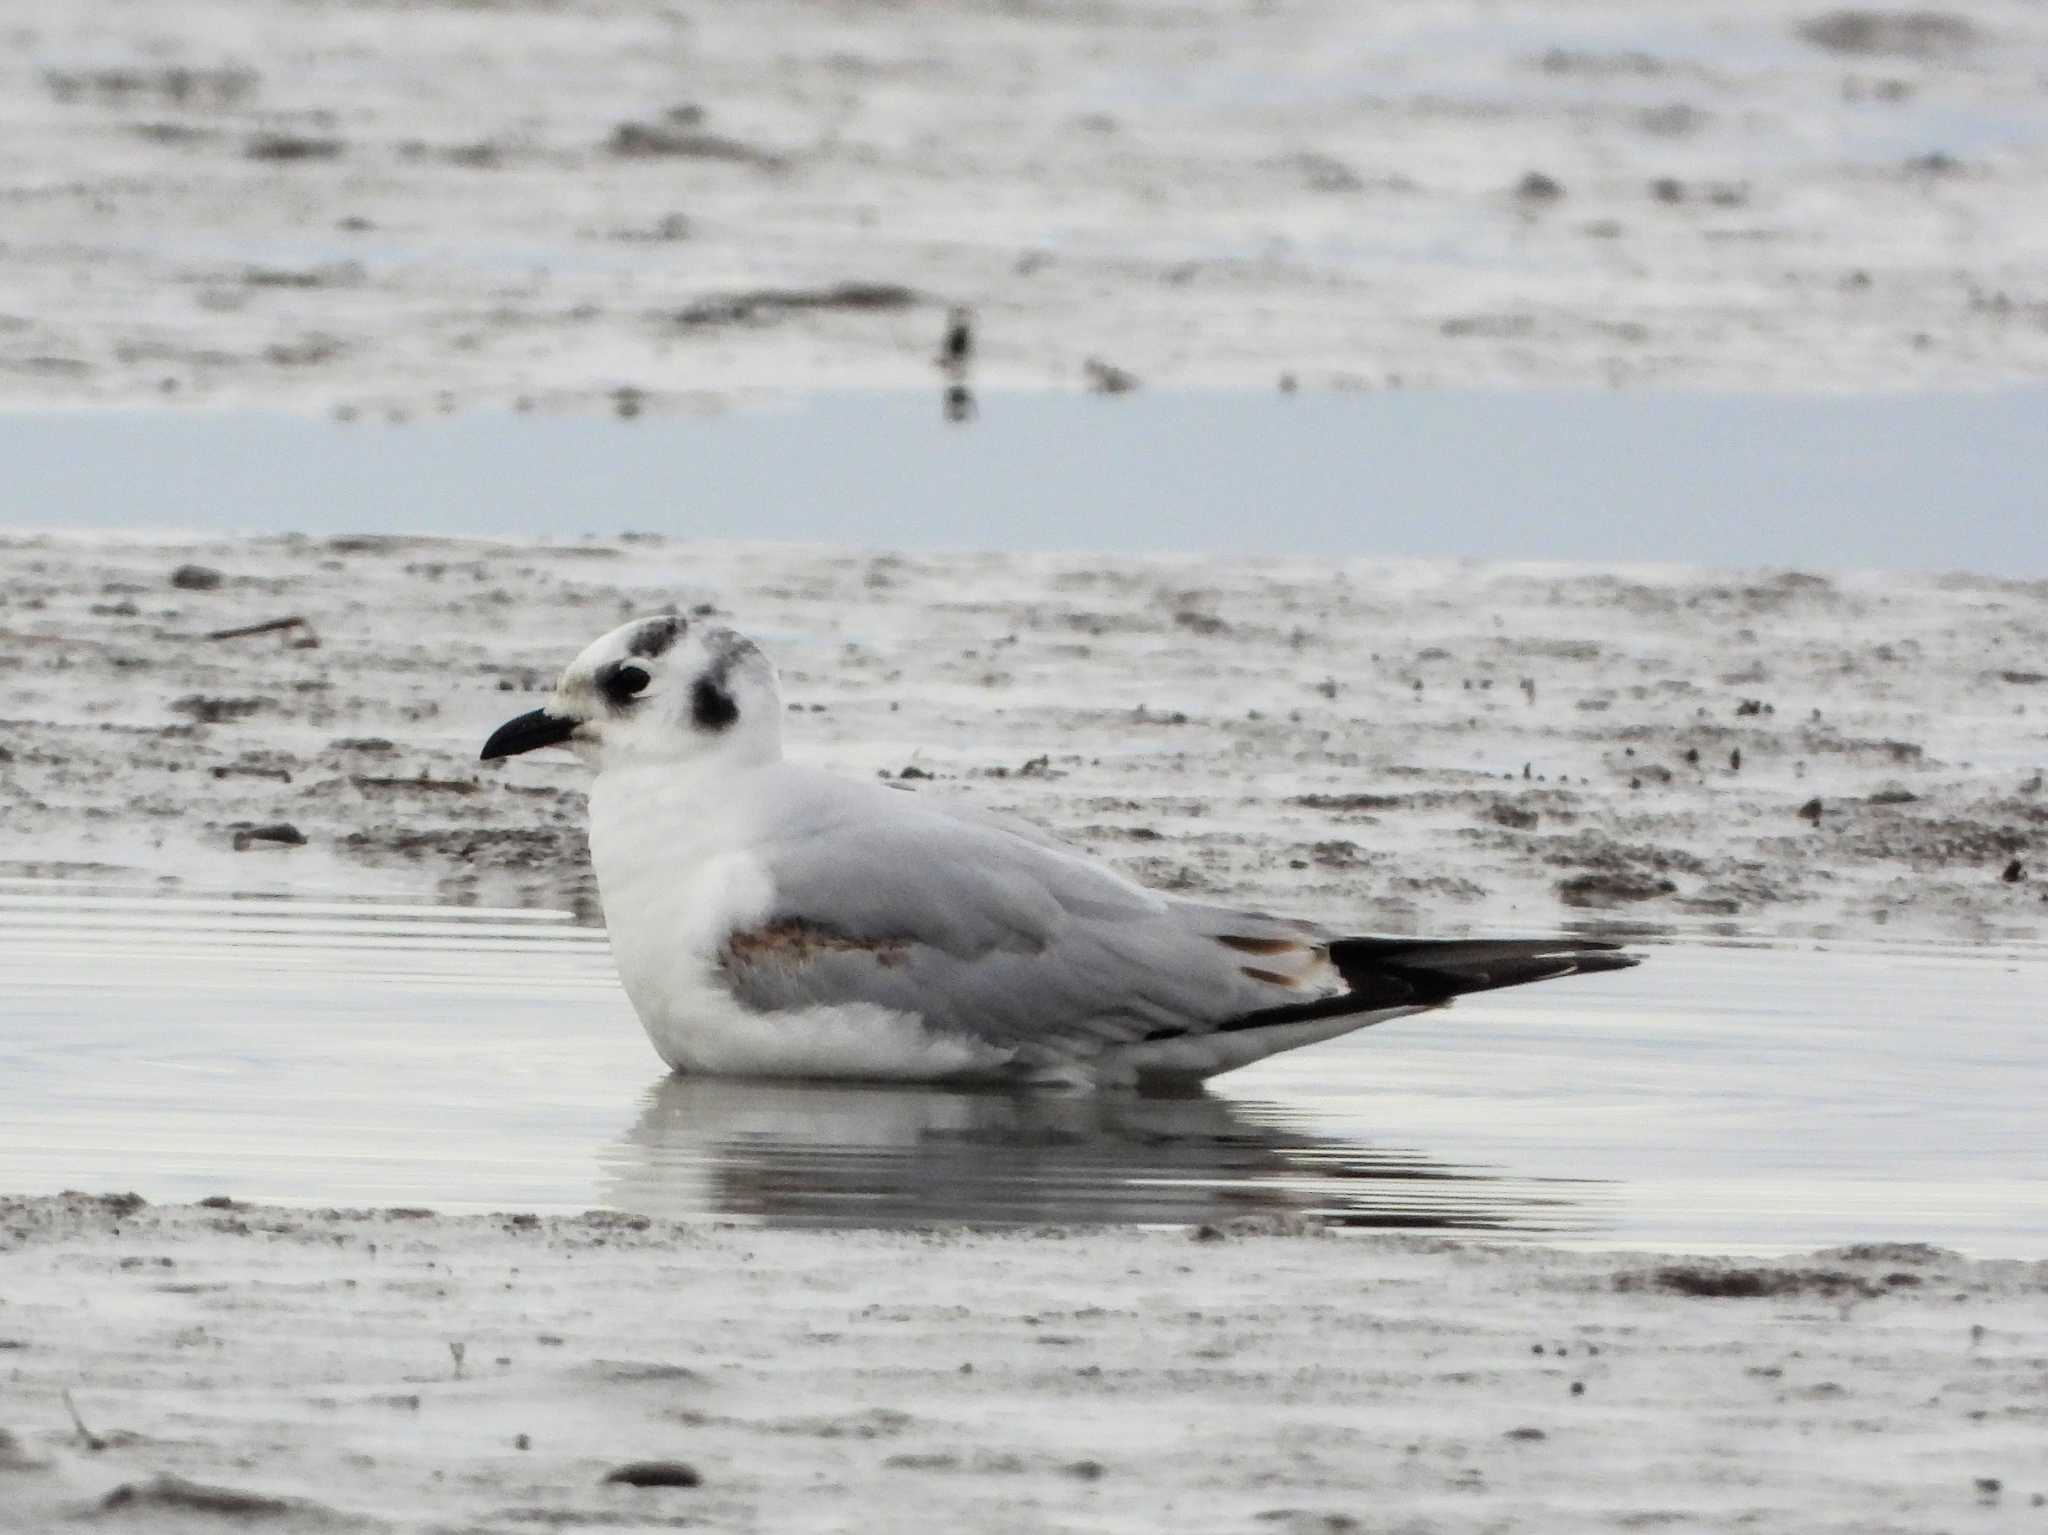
xmin=724 ymin=767 xmax=1638 ymax=1069
xmin=727 ymin=769 xmax=1329 ymax=1056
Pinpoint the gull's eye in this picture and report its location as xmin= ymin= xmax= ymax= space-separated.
xmin=602 ymin=663 xmax=651 ymax=707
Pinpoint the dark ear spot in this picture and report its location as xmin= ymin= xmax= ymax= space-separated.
xmin=692 ymin=677 xmax=739 ymax=730
xmin=628 ymin=615 xmax=685 ymax=659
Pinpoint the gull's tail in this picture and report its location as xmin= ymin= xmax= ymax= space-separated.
xmin=1218 ymin=935 xmax=1638 ymax=1033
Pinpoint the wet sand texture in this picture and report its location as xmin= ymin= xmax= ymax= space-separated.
xmin=2 ymin=1195 xmax=2044 ymax=1532
xmin=3 ymin=533 xmax=2042 ymax=938
xmin=6 ymin=0 xmax=2048 ymax=412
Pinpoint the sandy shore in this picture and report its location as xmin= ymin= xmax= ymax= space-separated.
xmin=10 ymin=6 xmax=2047 ymax=1526
xmin=6 ymin=0 xmax=2048 ymax=413
xmin=3 ymin=530 xmax=2042 ymax=940
xmin=1 ymin=1194 xmax=2042 ymax=1532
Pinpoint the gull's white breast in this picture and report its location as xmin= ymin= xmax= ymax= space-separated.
xmin=586 ymin=763 xmax=1012 ymax=1081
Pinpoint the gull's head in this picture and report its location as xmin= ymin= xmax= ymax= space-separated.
xmin=480 ymin=613 xmax=782 ymax=773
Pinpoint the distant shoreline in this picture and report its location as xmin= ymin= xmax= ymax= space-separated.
xmin=9 ymin=0 xmax=2048 ymax=415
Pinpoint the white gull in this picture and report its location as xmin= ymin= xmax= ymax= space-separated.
xmin=481 ymin=613 xmax=1635 ymax=1088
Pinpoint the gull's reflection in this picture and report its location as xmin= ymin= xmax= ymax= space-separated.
xmin=600 ymin=1076 xmax=1600 ymax=1232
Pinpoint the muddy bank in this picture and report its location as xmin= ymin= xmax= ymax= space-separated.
xmin=1 ymin=1194 xmax=2042 ymax=1533
xmin=5 ymin=0 xmax=2048 ymax=413
xmin=2 ymin=533 xmax=2043 ymax=938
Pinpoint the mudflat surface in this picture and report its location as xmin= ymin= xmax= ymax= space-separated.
xmin=5 ymin=0 xmax=2047 ymax=413
xmin=1 ymin=1195 xmax=2043 ymax=1533
xmin=3 ymin=532 xmax=2043 ymax=939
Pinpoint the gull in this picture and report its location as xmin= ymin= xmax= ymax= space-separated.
xmin=482 ymin=614 xmax=1636 ymax=1088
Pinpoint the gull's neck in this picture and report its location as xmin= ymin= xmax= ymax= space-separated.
xmin=590 ymin=729 xmax=780 ymax=819
xmin=601 ymin=722 xmax=781 ymax=777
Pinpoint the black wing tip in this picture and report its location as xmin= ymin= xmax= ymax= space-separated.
xmin=1326 ymin=934 xmax=1644 ymax=1008
xmin=1567 ymin=948 xmax=1642 ymax=976
xmin=1211 ymin=933 xmax=1641 ymax=1035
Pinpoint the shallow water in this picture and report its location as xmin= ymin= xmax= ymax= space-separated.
xmin=4 ymin=882 xmax=2044 ymax=1253
xmin=11 ymin=388 xmax=2046 ymax=574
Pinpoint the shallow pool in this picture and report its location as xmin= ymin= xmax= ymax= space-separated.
xmin=3 ymin=880 xmax=2042 ymax=1252
xmin=11 ymin=388 xmax=2047 ymax=574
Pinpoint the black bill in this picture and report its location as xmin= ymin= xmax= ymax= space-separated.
xmin=480 ymin=708 xmax=578 ymax=761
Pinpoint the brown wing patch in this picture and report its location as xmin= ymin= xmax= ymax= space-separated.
xmin=1240 ymin=966 xmax=1299 ymax=987
xmin=724 ymin=918 xmax=908 ymax=970
xmin=1216 ymin=934 xmax=1311 ymax=956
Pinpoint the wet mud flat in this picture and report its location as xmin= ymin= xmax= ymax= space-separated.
xmin=5 ymin=0 xmax=2048 ymax=413
xmin=2 ymin=531 xmax=2043 ymax=939
xmin=1 ymin=1194 xmax=2042 ymax=1532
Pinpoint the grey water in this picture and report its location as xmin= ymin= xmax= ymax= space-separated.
xmin=7 ymin=387 xmax=2044 ymax=575
xmin=5 ymin=881 xmax=2044 ymax=1254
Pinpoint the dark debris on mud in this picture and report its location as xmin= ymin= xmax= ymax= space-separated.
xmin=1614 ymin=1264 xmax=1917 ymax=1300
xmin=673 ymin=283 xmax=920 ymax=327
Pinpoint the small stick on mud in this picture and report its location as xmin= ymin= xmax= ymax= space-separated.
xmin=63 ymin=1388 xmax=107 ymax=1451
xmin=204 ymin=616 xmax=317 ymax=648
